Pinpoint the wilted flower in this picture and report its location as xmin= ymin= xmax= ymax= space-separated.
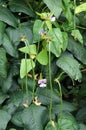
xmin=2 ymin=4 xmax=7 ymax=7
xmin=38 ymin=79 xmax=46 ymax=87
xmin=21 ymin=35 xmax=26 ymax=42
xmin=23 ymin=103 xmax=29 ymax=108
xmin=33 ymin=96 xmax=41 ymax=106
xmin=50 ymin=16 xmax=56 ymax=22
xmin=39 ymin=30 xmax=47 ymax=36
xmin=18 ymin=12 xmax=22 ymax=15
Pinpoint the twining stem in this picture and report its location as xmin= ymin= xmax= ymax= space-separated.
xmin=25 ymin=39 xmax=35 ymax=100
xmin=49 ymin=42 xmax=53 ymax=121
xmin=58 ymin=81 xmax=62 ymax=130
xmin=55 ymin=78 xmax=63 ymax=130
xmin=57 ymin=20 xmax=86 ymax=30
xmin=25 ymin=53 xmax=29 ymax=104
xmin=77 ymin=25 xmax=86 ymax=30
xmin=31 ymin=59 xmax=35 ymax=100
xmin=25 ymin=0 xmax=33 ymax=11
xmin=74 ymin=0 xmax=76 ymax=30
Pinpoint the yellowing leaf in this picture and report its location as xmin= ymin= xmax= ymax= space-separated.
xmin=20 ymin=59 xmax=35 ymax=79
xmin=75 ymin=3 xmax=86 ymax=14
xmin=19 ymin=44 xmax=37 ymax=55
xmin=36 ymin=49 xmax=48 ymax=65
xmin=71 ymin=30 xmax=83 ymax=44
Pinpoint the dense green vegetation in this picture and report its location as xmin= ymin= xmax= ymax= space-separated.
xmin=0 ymin=0 xmax=86 ymax=129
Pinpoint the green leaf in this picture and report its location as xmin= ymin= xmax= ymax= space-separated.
xmin=10 ymin=62 xmax=19 ymax=76
xmin=0 ymin=0 xmax=6 ymax=6
xmin=0 ymin=48 xmax=7 ymax=78
xmin=19 ymin=24 xmax=33 ymax=44
xmin=6 ymin=24 xmax=33 ymax=46
xmin=3 ymin=103 xmax=17 ymax=116
xmin=36 ymin=88 xmax=60 ymax=105
xmin=8 ymin=92 xmax=24 ymax=108
xmin=45 ymin=20 xmax=52 ymax=30
xmin=2 ymin=73 xmax=13 ymax=93
xmin=78 ymin=12 xmax=86 ymax=27
xmin=18 ymin=77 xmax=36 ymax=91
xmin=79 ymin=85 xmax=86 ymax=97
xmin=43 ymin=0 xmax=62 ymax=18
xmin=9 ymin=128 xmax=16 ymax=130
xmin=12 ymin=111 xmax=23 ymax=127
xmin=19 ymin=44 xmax=37 ymax=55
xmin=6 ymin=27 xmax=20 ymax=46
xmin=3 ymin=33 xmax=18 ymax=57
xmin=75 ymin=3 xmax=86 ymax=14
xmin=52 ymin=102 xmax=77 ymax=114
xmin=20 ymin=59 xmax=35 ymax=79
xmin=76 ymin=107 xmax=86 ymax=122
xmin=67 ymin=37 xmax=86 ymax=64
xmin=62 ymin=32 xmax=68 ymax=51
xmin=0 ymin=110 xmax=11 ymax=130
xmin=45 ymin=121 xmax=57 ymax=130
xmin=3 ymin=90 xmax=32 ymax=116
xmin=47 ymin=28 xmax=68 ymax=57
xmin=33 ymin=20 xmax=43 ymax=43
xmin=9 ymin=91 xmax=32 ymax=107
xmin=56 ymin=53 xmax=82 ymax=81
xmin=58 ymin=112 xmax=79 ymax=130
xmin=71 ymin=30 xmax=83 ymax=44
xmin=0 ymin=21 xmax=6 ymax=45
xmin=0 ymin=92 xmax=8 ymax=105
xmin=9 ymin=0 xmax=35 ymax=17
xmin=0 ymin=5 xmax=18 ymax=27
xmin=36 ymin=49 xmax=48 ymax=65
xmin=79 ymin=123 xmax=86 ymax=130
xmin=12 ymin=104 xmax=48 ymax=130
xmin=62 ymin=0 xmax=73 ymax=23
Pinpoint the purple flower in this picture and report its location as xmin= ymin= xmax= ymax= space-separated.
xmin=38 ymin=79 xmax=46 ymax=87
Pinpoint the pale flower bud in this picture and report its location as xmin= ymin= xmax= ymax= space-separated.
xmin=50 ymin=16 xmax=56 ymax=22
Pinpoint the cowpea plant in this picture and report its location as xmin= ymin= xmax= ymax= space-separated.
xmin=0 ymin=0 xmax=86 ymax=130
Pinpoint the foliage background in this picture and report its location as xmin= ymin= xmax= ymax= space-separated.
xmin=0 ymin=0 xmax=86 ymax=130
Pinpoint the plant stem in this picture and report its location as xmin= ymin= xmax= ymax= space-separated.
xmin=25 ymin=39 xmax=35 ymax=100
xmin=77 ymin=25 xmax=86 ymax=30
xmin=25 ymin=53 xmax=29 ymax=104
xmin=58 ymin=81 xmax=62 ymax=130
xmin=74 ymin=0 xmax=76 ymax=30
xmin=25 ymin=0 xmax=33 ymax=11
xmin=49 ymin=42 xmax=53 ymax=121
xmin=31 ymin=59 xmax=35 ymax=100
xmin=55 ymin=78 xmax=63 ymax=130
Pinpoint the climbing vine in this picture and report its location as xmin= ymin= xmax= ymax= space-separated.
xmin=0 ymin=0 xmax=86 ymax=130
